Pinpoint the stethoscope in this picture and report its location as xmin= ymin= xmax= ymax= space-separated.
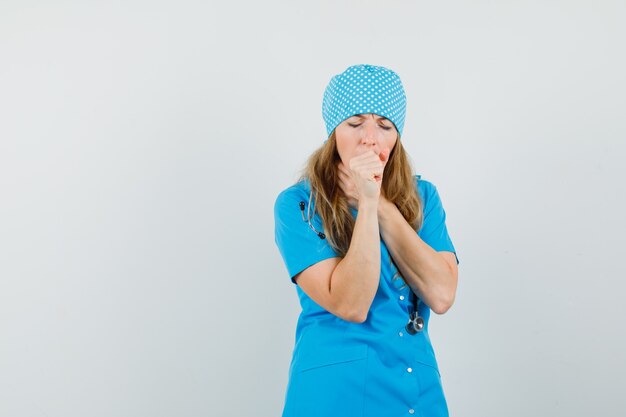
xmin=299 ymin=194 xmax=425 ymax=334
xmin=405 ymin=291 xmax=424 ymax=334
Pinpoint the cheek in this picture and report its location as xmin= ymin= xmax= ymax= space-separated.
xmin=335 ymin=135 xmax=358 ymax=162
xmin=385 ymin=135 xmax=398 ymax=151
xmin=335 ymin=148 xmax=351 ymax=170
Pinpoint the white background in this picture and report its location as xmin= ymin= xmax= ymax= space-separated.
xmin=1 ymin=1 xmax=625 ymax=416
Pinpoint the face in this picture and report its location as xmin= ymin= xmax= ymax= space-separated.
xmin=334 ymin=113 xmax=398 ymax=168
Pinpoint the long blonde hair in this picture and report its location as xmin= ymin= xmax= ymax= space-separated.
xmin=296 ymin=130 xmax=424 ymax=289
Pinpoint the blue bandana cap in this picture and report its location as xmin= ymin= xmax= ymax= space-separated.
xmin=322 ymin=64 xmax=407 ymax=141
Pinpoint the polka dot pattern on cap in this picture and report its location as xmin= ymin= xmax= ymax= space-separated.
xmin=322 ymin=64 xmax=407 ymax=140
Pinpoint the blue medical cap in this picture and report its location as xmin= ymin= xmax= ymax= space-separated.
xmin=322 ymin=64 xmax=407 ymax=140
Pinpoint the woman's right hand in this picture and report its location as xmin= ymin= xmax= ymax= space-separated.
xmin=346 ymin=149 xmax=389 ymax=204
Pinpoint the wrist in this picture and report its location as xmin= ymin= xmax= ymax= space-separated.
xmin=377 ymin=197 xmax=395 ymax=221
xmin=358 ymin=199 xmax=379 ymax=213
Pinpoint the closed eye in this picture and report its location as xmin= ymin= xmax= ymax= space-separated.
xmin=348 ymin=123 xmax=392 ymax=131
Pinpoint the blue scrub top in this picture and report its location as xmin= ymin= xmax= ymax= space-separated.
xmin=274 ymin=174 xmax=459 ymax=417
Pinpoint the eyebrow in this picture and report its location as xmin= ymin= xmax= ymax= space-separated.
xmin=352 ymin=114 xmax=390 ymax=121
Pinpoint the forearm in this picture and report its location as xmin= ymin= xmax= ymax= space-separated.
xmin=377 ymin=198 xmax=455 ymax=314
xmin=330 ymin=200 xmax=381 ymax=323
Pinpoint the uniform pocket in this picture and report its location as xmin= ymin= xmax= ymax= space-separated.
xmin=294 ymin=344 xmax=369 ymax=417
xmin=415 ymin=362 xmax=448 ymax=417
xmin=413 ymin=356 xmax=441 ymax=378
xmin=297 ymin=343 xmax=369 ymax=372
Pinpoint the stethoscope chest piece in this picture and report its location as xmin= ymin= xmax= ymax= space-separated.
xmin=405 ymin=291 xmax=424 ymax=334
xmin=406 ymin=314 xmax=424 ymax=335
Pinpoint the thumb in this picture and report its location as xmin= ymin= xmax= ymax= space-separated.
xmin=379 ymin=148 xmax=390 ymax=163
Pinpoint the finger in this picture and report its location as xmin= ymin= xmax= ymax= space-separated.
xmin=337 ymin=170 xmax=350 ymax=184
xmin=379 ymin=148 xmax=390 ymax=163
xmin=338 ymin=175 xmax=356 ymax=196
xmin=364 ymin=166 xmax=384 ymax=181
xmin=362 ymin=162 xmax=385 ymax=175
xmin=338 ymin=181 xmax=355 ymax=198
xmin=362 ymin=171 xmax=379 ymax=182
xmin=338 ymin=163 xmax=351 ymax=176
xmin=340 ymin=163 xmax=356 ymax=178
xmin=336 ymin=180 xmax=346 ymax=194
xmin=353 ymin=150 xmax=379 ymax=163
xmin=350 ymin=160 xmax=379 ymax=175
xmin=362 ymin=152 xmax=384 ymax=166
xmin=350 ymin=151 xmax=377 ymax=168
xmin=337 ymin=171 xmax=353 ymax=187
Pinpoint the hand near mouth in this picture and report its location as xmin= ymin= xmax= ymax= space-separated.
xmin=337 ymin=148 xmax=390 ymax=209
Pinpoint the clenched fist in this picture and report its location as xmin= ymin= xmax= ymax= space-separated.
xmin=337 ymin=148 xmax=389 ymax=210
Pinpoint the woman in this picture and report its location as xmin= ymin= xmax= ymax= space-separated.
xmin=273 ymin=64 xmax=460 ymax=417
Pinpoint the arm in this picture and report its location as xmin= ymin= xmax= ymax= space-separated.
xmin=295 ymin=199 xmax=381 ymax=323
xmin=377 ymin=197 xmax=458 ymax=314
xmin=328 ymin=199 xmax=381 ymax=323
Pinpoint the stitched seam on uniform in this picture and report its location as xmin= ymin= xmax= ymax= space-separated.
xmin=360 ymin=345 xmax=369 ymax=417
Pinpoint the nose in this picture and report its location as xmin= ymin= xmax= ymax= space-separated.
xmin=361 ymin=122 xmax=380 ymax=149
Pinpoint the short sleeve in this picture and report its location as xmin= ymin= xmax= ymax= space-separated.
xmin=274 ymin=188 xmax=341 ymax=284
xmin=418 ymin=181 xmax=460 ymax=265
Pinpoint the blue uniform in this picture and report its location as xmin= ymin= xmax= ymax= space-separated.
xmin=274 ymin=175 xmax=459 ymax=417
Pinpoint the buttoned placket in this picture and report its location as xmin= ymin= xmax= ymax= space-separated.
xmin=398 ymin=291 xmax=406 ymax=337
xmin=396 ymin=290 xmax=418 ymax=415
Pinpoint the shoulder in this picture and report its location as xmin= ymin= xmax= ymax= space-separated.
xmin=274 ymin=178 xmax=311 ymax=214
xmin=414 ymin=174 xmax=438 ymax=203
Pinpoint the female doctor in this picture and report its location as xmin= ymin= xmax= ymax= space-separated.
xmin=274 ymin=64 xmax=460 ymax=417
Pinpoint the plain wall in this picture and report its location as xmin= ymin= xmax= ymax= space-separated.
xmin=1 ymin=1 xmax=625 ymax=416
